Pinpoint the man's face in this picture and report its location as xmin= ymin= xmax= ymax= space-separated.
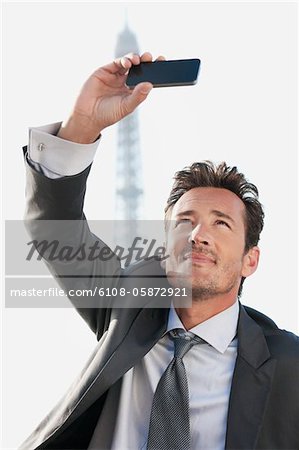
xmin=164 ymin=187 xmax=259 ymax=301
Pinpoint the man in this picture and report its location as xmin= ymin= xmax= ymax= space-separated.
xmin=21 ymin=53 xmax=299 ymax=449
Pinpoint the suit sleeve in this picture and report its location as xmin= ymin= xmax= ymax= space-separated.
xmin=23 ymin=146 xmax=122 ymax=338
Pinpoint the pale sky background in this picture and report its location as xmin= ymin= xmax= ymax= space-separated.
xmin=2 ymin=1 xmax=298 ymax=448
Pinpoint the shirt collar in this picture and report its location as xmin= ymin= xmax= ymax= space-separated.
xmin=166 ymin=301 xmax=239 ymax=354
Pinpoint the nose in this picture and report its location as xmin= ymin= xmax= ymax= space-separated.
xmin=189 ymin=223 xmax=210 ymax=246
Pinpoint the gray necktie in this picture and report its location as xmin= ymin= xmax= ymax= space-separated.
xmin=147 ymin=329 xmax=202 ymax=450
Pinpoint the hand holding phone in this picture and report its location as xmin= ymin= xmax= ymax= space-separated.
xmin=126 ymin=58 xmax=201 ymax=88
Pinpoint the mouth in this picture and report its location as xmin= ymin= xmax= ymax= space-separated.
xmin=184 ymin=252 xmax=216 ymax=264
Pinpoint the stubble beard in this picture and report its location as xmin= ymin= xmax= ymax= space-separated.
xmin=189 ymin=263 xmax=241 ymax=302
xmin=166 ymin=252 xmax=244 ymax=303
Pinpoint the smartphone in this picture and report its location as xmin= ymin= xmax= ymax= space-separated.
xmin=126 ymin=58 xmax=201 ymax=88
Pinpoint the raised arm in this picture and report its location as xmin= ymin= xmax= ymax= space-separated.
xmin=24 ymin=52 xmax=163 ymax=337
xmin=57 ymin=52 xmax=163 ymax=144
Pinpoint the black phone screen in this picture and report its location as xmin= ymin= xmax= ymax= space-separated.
xmin=126 ymin=59 xmax=201 ymax=88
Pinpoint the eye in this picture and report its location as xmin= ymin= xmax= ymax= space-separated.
xmin=175 ymin=218 xmax=192 ymax=227
xmin=215 ymin=219 xmax=230 ymax=229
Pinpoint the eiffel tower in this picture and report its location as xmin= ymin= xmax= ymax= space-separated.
xmin=114 ymin=22 xmax=143 ymax=249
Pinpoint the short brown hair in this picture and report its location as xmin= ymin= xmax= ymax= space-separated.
xmin=165 ymin=161 xmax=264 ymax=295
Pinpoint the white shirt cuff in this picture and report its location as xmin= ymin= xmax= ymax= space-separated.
xmin=28 ymin=122 xmax=100 ymax=176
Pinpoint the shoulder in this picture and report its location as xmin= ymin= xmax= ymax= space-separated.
xmin=244 ymin=305 xmax=299 ymax=359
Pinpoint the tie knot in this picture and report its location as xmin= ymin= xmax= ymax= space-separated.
xmin=169 ymin=329 xmax=202 ymax=359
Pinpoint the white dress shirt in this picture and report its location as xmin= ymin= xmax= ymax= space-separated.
xmin=28 ymin=122 xmax=100 ymax=177
xmin=107 ymin=302 xmax=239 ymax=450
xmin=27 ymin=125 xmax=239 ymax=449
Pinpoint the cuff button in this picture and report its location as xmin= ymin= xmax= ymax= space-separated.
xmin=38 ymin=143 xmax=46 ymax=152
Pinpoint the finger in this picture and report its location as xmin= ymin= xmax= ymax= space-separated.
xmin=116 ymin=56 xmax=133 ymax=75
xmin=98 ymin=60 xmax=128 ymax=76
xmin=115 ymin=53 xmax=142 ymax=75
xmin=140 ymin=52 xmax=153 ymax=63
xmin=155 ymin=55 xmax=166 ymax=61
xmin=124 ymin=52 xmax=141 ymax=65
xmin=101 ymin=54 xmax=139 ymax=76
xmin=122 ymin=82 xmax=153 ymax=114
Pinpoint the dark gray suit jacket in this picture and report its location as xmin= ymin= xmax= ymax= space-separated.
xmin=20 ymin=150 xmax=299 ymax=450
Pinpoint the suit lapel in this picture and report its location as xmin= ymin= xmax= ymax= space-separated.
xmin=225 ymin=305 xmax=276 ymax=450
xmin=59 ymin=303 xmax=170 ymax=430
xmin=101 ymin=305 xmax=170 ymax=386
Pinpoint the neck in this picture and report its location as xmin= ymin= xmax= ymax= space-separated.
xmin=174 ymin=294 xmax=238 ymax=330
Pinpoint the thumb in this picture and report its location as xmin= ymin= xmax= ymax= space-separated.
xmin=124 ymin=82 xmax=153 ymax=113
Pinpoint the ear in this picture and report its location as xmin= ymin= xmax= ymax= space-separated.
xmin=241 ymin=246 xmax=260 ymax=278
